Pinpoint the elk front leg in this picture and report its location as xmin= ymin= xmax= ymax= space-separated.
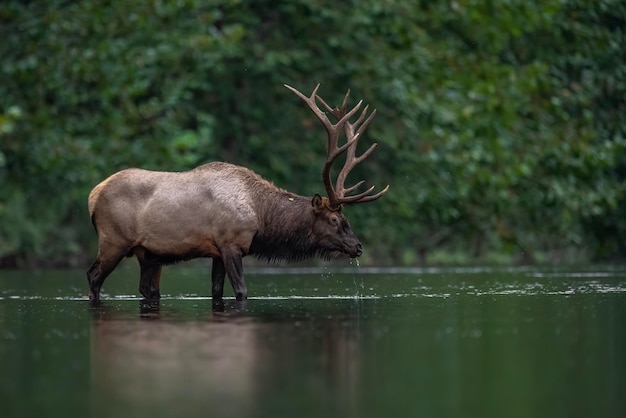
xmin=138 ymin=262 xmax=162 ymax=300
xmin=223 ymin=251 xmax=247 ymax=301
xmin=136 ymin=249 xmax=162 ymax=300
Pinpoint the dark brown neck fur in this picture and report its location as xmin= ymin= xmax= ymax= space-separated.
xmin=248 ymin=191 xmax=322 ymax=263
xmin=249 ymin=185 xmax=349 ymax=264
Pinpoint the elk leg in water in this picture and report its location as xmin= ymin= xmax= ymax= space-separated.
xmin=223 ymin=251 xmax=247 ymax=301
xmin=87 ymin=244 xmax=126 ymax=303
xmin=136 ymin=250 xmax=162 ymax=300
xmin=211 ymin=258 xmax=226 ymax=300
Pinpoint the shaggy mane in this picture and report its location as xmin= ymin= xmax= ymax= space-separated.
xmin=248 ymin=193 xmax=340 ymax=263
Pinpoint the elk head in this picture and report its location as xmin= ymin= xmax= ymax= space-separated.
xmin=285 ymin=84 xmax=389 ymax=259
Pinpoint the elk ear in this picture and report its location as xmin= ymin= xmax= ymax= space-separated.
xmin=312 ymin=194 xmax=324 ymax=209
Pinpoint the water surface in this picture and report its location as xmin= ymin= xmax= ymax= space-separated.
xmin=1 ymin=264 xmax=625 ymax=418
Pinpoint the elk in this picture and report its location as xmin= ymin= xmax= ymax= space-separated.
xmin=87 ymin=84 xmax=388 ymax=303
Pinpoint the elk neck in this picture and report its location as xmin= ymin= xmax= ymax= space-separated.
xmin=248 ymin=191 xmax=319 ymax=263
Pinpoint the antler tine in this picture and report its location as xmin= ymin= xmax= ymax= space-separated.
xmin=343 ymin=180 xmax=366 ymax=195
xmin=316 ymin=95 xmax=334 ymax=114
xmin=341 ymin=184 xmax=390 ymax=204
xmin=284 ymin=83 xmax=333 ymax=138
xmin=356 ymin=108 xmax=377 ymax=136
xmin=340 ymin=89 xmax=351 ymax=111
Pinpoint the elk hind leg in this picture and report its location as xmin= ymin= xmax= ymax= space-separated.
xmin=87 ymin=244 xmax=126 ymax=303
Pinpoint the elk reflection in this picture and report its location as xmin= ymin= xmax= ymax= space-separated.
xmin=89 ymin=301 xmax=361 ymax=417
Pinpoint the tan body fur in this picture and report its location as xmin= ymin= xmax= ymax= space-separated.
xmin=89 ymin=162 xmax=264 ymax=261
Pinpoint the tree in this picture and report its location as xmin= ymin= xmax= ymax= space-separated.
xmin=1 ymin=0 xmax=624 ymax=266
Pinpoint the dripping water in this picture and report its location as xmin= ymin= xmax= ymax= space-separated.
xmin=350 ymin=258 xmax=365 ymax=298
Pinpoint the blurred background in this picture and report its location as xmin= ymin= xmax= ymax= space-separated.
xmin=1 ymin=0 xmax=624 ymax=268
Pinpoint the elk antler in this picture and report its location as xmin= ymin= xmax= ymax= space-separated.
xmin=285 ymin=83 xmax=389 ymax=210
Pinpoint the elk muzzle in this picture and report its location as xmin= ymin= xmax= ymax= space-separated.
xmin=342 ymin=235 xmax=363 ymax=258
xmin=351 ymin=242 xmax=363 ymax=258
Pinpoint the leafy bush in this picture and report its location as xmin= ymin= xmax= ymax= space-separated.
xmin=1 ymin=0 xmax=624 ymax=266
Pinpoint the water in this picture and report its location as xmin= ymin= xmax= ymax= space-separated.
xmin=1 ymin=264 xmax=625 ymax=418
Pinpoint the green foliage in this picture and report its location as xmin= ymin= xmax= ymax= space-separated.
xmin=0 ymin=0 xmax=624 ymax=266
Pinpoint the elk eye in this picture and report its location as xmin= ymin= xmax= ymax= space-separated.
xmin=330 ymin=216 xmax=339 ymax=226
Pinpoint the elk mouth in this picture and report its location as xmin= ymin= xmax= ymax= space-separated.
xmin=345 ymin=243 xmax=363 ymax=258
xmin=320 ymin=244 xmax=362 ymax=260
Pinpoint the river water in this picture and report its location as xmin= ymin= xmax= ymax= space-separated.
xmin=1 ymin=264 xmax=625 ymax=418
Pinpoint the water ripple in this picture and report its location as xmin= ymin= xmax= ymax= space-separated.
xmin=1 ymin=275 xmax=625 ymax=302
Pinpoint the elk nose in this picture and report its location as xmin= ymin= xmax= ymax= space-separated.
xmin=355 ymin=243 xmax=363 ymax=257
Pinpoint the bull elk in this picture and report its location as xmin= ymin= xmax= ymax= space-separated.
xmin=87 ymin=84 xmax=389 ymax=303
